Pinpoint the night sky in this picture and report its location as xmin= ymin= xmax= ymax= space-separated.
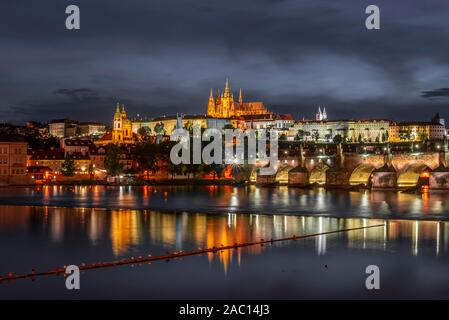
xmin=1 ymin=0 xmax=449 ymax=125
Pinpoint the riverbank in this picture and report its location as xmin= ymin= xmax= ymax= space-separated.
xmin=2 ymin=179 xmax=438 ymax=194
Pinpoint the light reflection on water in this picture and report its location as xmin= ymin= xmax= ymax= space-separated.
xmin=2 ymin=203 xmax=449 ymax=298
xmin=0 ymin=185 xmax=449 ymax=221
xmin=0 ymin=205 xmax=448 ymax=274
xmin=2 ymin=186 xmax=449 ymax=298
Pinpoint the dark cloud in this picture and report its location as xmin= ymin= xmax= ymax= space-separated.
xmin=1 ymin=0 xmax=449 ymax=124
xmin=421 ymin=88 xmax=449 ymax=99
xmin=54 ymin=88 xmax=99 ymax=102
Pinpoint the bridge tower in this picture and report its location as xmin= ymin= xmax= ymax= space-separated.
xmin=288 ymin=143 xmax=310 ymax=187
xmin=325 ymin=143 xmax=349 ymax=188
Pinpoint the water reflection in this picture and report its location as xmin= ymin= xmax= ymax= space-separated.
xmin=111 ymin=210 xmax=142 ymax=256
xmin=0 ymin=205 xmax=448 ymax=275
xmin=4 ymin=186 xmax=449 ymax=221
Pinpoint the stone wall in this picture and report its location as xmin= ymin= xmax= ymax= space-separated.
xmin=288 ymin=171 xmax=309 ymax=186
xmin=430 ymin=172 xmax=449 ymax=190
xmin=371 ymin=172 xmax=397 ymax=189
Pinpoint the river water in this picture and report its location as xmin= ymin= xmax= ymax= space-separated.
xmin=0 ymin=186 xmax=448 ymax=299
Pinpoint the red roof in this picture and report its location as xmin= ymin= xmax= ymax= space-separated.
xmin=277 ymin=114 xmax=294 ymax=120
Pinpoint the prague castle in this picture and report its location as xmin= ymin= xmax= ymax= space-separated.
xmin=99 ymin=78 xmax=276 ymax=145
xmin=207 ymin=79 xmax=272 ymax=118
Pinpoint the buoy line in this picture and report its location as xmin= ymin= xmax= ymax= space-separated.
xmin=0 ymin=224 xmax=385 ymax=283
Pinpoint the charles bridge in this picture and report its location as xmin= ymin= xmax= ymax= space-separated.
xmin=254 ymin=143 xmax=449 ymax=191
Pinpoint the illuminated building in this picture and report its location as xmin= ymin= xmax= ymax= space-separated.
xmin=98 ymin=79 xmax=288 ymax=146
xmin=89 ymin=145 xmax=106 ymax=170
xmin=100 ymin=108 xmax=230 ymax=146
xmin=28 ymin=149 xmax=91 ymax=175
xmin=49 ymin=119 xmax=105 ymax=138
xmin=242 ymin=113 xmax=294 ymax=130
xmin=49 ymin=119 xmax=78 ymax=138
xmin=132 ymin=114 xmax=211 ymax=136
xmin=291 ymin=118 xmax=391 ymax=143
xmin=207 ymin=79 xmax=272 ymax=118
xmin=112 ymin=103 xmax=134 ymax=144
xmin=0 ymin=137 xmax=28 ymax=185
xmin=389 ymin=114 xmax=446 ymax=142
xmin=76 ymin=122 xmax=106 ymax=136
xmin=61 ymin=138 xmax=93 ymax=156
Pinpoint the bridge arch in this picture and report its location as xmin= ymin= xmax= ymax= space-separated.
xmin=397 ymin=163 xmax=431 ymax=187
xmin=309 ymin=163 xmax=330 ymax=185
xmin=276 ymin=165 xmax=294 ymax=183
xmin=349 ymin=163 xmax=376 ymax=186
xmin=250 ymin=167 xmax=258 ymax=182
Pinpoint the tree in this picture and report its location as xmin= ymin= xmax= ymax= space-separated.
xmin=185 ymin=120 xmax=194 ymax=134
xmin=333 ymin=134 xmax=343 ymax=144
xmin=312 ymin=130 xmax=320 ymax=142
xmin=279 ymin=133 xmax=287 ymax=141
xmin=134 ymin=142 xmax=159 ymax=180
xmin=88 ymin=162 xmax=94 ymax=179
xmin=61 ymin=157 xmax=76 ymax=176
xmin=165 ymin=161 xmax=183 ymax=179
xmin=185 ymin=164 xmax=201 ymax=179
xmin=232 ymin=164 xmax=254 ymax=183
xmin=26 ymin=135 xmax=60 ymax=151
xmin=104 ymin=144 xmax=123 ymax=177
xmin=357 ymin=134 xmax=363 ymax=143
xmin=202 ymin=163 xmax=225 ymax=181
xmin=154 ymin=122 xmax=165 ymax=135
xmin=137 ymin=127 xmax=151 ymax=142
xmin=295 ymin=130 xmax=305 ymax=141
xmin=399 ymin=129 xmax=411 ymax=141
xmin=75 ymin=126 xmax=82 ymax=137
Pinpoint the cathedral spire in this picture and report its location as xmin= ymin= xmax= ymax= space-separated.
xmin=115 ymin=102 xmax=120 ymax=113
xmin=207 ymin=88 xmax=216 ymax=117
xmin=224 ymin=78 xmax=230 ymax=96
xmin=316 ymin=106 xmax=323 ymax=121
xmin=238 ymin=88 xmax=243 ymax=104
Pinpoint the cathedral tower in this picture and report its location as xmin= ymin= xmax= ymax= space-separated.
xmin=207 ymin=89 xmax=216 ymax=117
xmin=220 ymin=78 xmax=234 ymax=118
